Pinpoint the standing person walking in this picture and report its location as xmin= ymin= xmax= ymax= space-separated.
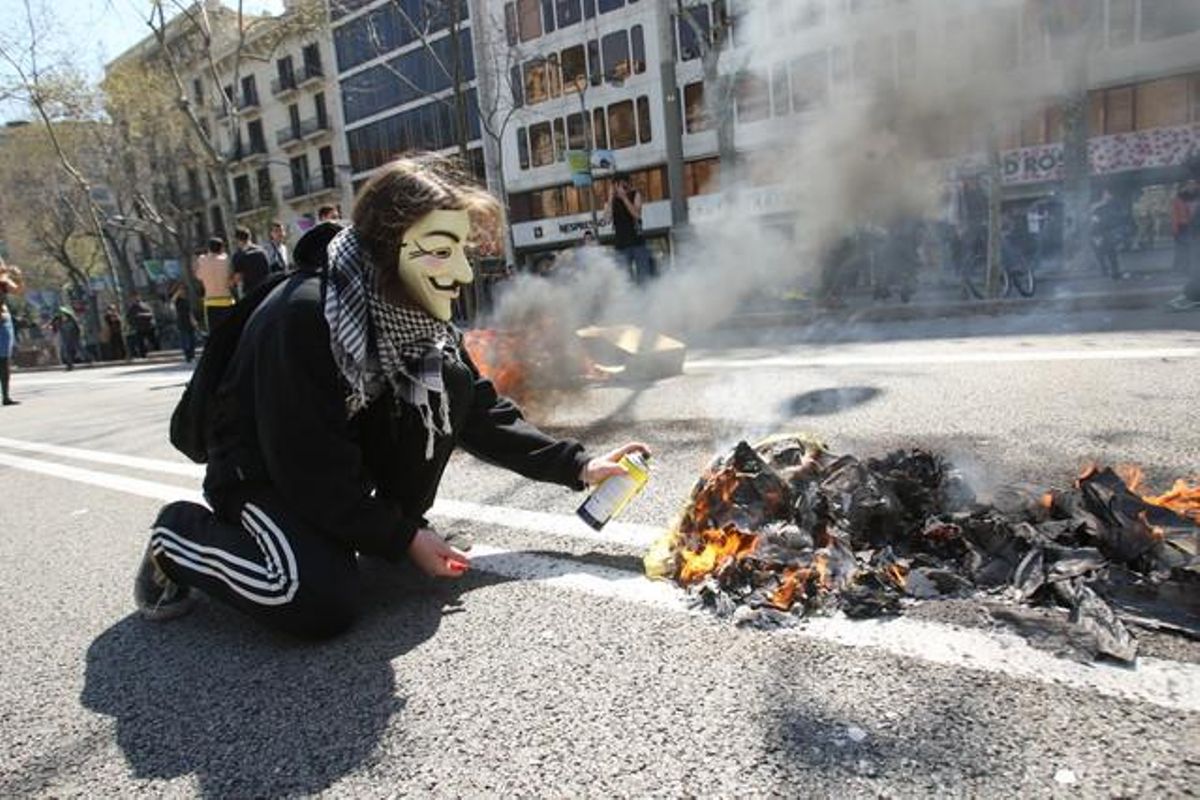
xmin=194 ymin=238 xmax=235 ymax=334
xmin=1090 ymin=188 xmax=1123 ymax=280
xmin=171 ymin=283 xmax=197 ymax=363
xmin=1168 ymin=180 xmax=1200 ymax=311
xmin=264 ymin=221 xmax=290 ymax=275
xmin=0 ymin=261 xmax=22 ymax=405
xmin=126 ymin=294 xmax=156 ymax=358
xmin=232 ymin=227 xmax=271 ymax=296
xmin=608 ymin=174 xmax=657 ymax=284
xmin=102 ymin=305 xmax=127 ymax=362
xmin=51 ymin=306 xmax=84 ymax=370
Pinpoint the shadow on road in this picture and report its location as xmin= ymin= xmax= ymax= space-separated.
xmin=79 ymin=563 xmax=513 ymax=797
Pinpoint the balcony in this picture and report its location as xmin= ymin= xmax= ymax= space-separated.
xmin=238 ymin=94 xmax=261 ymax=115
xmin=297 ymin=61 xmax=324 ymax=87
xmin=234 ymin=195 xmax=269 ymax=215
xmin=276 ymin=124 xmax=304 ymax=148
xmin=229 ymin=141 xmax=269 ymax=164
xmin=283 ymin=174 xmax=338 ymax=203
xmin=271 ymin=74 xmax=298 ymax=97
xmin=302 ymin=116 xmax=330 ymax=140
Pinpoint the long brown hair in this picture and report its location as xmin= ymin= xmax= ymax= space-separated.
xmin=351 ymin=153 xmax=501 ymax=307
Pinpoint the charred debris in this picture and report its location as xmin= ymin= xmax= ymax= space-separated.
xmin=645 ymin=435 xmax=1200 ymax=663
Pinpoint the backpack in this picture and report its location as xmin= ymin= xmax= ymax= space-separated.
xmin=169 ymin=272 xmax=291 ymax=463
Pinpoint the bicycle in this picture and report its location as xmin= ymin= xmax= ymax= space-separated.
xmin=959 ymin=230 xmax=1036 ymax=299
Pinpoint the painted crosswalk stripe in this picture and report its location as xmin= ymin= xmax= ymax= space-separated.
xmin=2 ymin=445 xmax=1199 ymax=713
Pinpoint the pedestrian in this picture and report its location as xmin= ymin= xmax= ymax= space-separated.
xmin=231 ymin=226 xmax=271 ymax=296
xmin=101 ymin=304 xmax=126 ymax=362
xmin=136 ymin=154 xmax=648 ymax=636
xmin=194 ymin=238 xmax=235 ymax=333
xmin=1171 ymin=181 xmax=1198 ymax=274
xmin=0 ymin=261 xmax=22 ymax=405
xmin=50 ymin=305 xmax=84 ymax=370
xmin=126 ymin=293 xmax=156 ymax=358
xmin=317 ymin=204 xmax=341 ymax=222
xmin=608 ymin=174 xmax=657 ymax=284
xmin=1167 ymin=180 xmax=1200 ymax=311
xmin=1090 ymin=188 xmax=1123 ymax=280
xmin=264 ymin=220 xmax=290 ymax=274
xmin=171 ymin=283 xmax=197 ymax=363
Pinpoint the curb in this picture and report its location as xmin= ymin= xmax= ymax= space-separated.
xmin=720 ymin=287 xmax=1178 ymax=330
xmin=12 ymin=351 xmax=188 ymax=374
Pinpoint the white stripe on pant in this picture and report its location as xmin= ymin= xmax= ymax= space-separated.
xmin=151 ymin=502 xmax=300 ymax=606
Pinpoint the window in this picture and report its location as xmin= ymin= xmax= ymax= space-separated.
xmin=1141 ymin=0 xmax=1200 ymax=42
xmin=684 ymin=82 xmax=707 ymax=132
xmin=518 ymin=0 xmax=541 ymax=41
xmin=602 ymin=30 xmax=631 ymax=80
xmin=517 ymin=127 xmax=530 ymax=169
xmin=315 ymin=92 xmax=328 ymax=128
xmin=547 ymin=53 xmax=563 ymax=97
xmin=567 ymin=112 xmax=588 ymax=148
xmin=561 ymin=45 xmax=587 ymax=93
xmin=1105 ymin=86 xmax=1134 ymax=134
xmin=735 ymin=72 xmax=770 ymax=123
xmin=1136 ymin=77 xmax=1190 ymax=130
xmin=256 ymin=167 xmax=272 ymax=203
xmin=276 ymin=56 xmax=295 ymax=90
xmin=1109 ymin=0 xmax=1135 ymax=47
xmin=341 ymin=34 xmax=475 ymax=122
xmin=319 ymin=146 xmax=336 ymax=188
xmin=636 ymin=95 xmax=652 ymax=143
xmin=583 ymin=0 xmax=595 ymax=18
xmin=211 ymin=206 xmax=225 ymax=238
xmin=684 ymin=158 xmax=719 ymax=196
xmin=593 ymin=108 xmax=608 ymax=149
xmin=510 ymin=66 xmax=524 ymax=107
xmin=290 ymin=155 xmax=310 ymax=193
xmin=541 ymin=0 xmax=556 ymax=32
xmin=587 ymin=39 xmax=601 ymax=85
xmin=631 ymin=25 xmax=646 ymax=74
xmin=678 ymin=6 xmax=709 ymax=61
xmin=790 ymin=52 xmax=827 ymax=111
xmin=553 ymin=117 xmax=567 ymax=161
xmin=597 ymin=0 xmax=623 ymax=11
xmin=530 ymin=121 xmax=554 ymax=166
xmin=505 ymin=2 xmax=518 ymax=45
xmin=524 ymin=59 xmax=553 ymax=104
xmin=241 ymin=75 xmax=259 ymax=107
xmin=556 ymin=0 xmax=581 ymax=28
xmin=302 ymin=44 xmax=322 ymax=76
xmin=288 ymin=103 xmax=301 ymax=136
xmin=192 ymin=78 xmax=204 ymax=104
xmin=771 ymin=63 xmax=789 ymax=116
xmin=608 ymin=100 xmax=636 ymax=148
xmin=247 ymin=120 xmax=266 ymax=152
xmin=234 ymin=175 xmax=253 ymax=211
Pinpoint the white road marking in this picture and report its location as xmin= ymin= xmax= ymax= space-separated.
xmin=2 ymin=446 xmax=1200 ymax=712
xmin=0 ymin=436 xmax=660 ymax=548
xmin=686 ymin=346 xmax=1200 ymax=371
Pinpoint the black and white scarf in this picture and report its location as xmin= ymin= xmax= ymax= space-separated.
xmin=325 ymin=226 xmax=461 ymax=459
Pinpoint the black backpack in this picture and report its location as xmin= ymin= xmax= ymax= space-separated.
xmin=169 ymin=273 xmax=290 ymax=463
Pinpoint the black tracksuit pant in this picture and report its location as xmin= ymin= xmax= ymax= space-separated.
xmin=152 ymin=486 xmax=360 ymax=639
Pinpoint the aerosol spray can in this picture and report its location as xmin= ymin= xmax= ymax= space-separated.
xmin=577 ymin=452 xmax=651 ymax=531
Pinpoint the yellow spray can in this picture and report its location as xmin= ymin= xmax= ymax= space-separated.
xmin=577 ymin=452 xmax=651 ymax=531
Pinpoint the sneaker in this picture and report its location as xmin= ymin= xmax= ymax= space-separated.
xmin=1167 ymin=295 xmax=1200 ymax=311
xmin=133 ymin=545 xmax=194 ymax=621
xmin=2 ymin=398 xmax=17 ymax=406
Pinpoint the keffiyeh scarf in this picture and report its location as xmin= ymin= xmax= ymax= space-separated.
xmin=325 ymin=226 xmax=462 ymax=459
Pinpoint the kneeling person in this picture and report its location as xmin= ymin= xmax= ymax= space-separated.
xmin=137 ymin=155 xmax=644 ymax=638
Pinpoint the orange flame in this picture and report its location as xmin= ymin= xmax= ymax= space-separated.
xmin=1116 ymin=465 xmax=1200 ymax=523
xmin=676 ymin=527 xmax=759 ymax=586
xmin=769 ymin=568 xmax=801 ymax=610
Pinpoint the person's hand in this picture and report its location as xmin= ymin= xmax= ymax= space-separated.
xmin=580 ymin=442 xmax=651 ymax=486
xmin=408 ymin=527 xmax=470 ymax=578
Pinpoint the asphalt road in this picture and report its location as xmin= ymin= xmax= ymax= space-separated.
xmin=1 ymin=306 xmax=1199 ymax=798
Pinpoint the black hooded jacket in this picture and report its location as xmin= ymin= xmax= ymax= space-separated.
xmin=203 ymin=272 xmax=590 ymax=561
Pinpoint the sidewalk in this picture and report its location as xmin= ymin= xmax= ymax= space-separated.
xmin=723 ymin=253 xmax=1186 ymax=329
xmin=13 ymin=350 xmax=189 ymax=374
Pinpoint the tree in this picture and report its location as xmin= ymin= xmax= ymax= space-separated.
xmin=0 ymin=0 xmax=128 ymax=307
xmin=125 ymin=0 xmax=323 ymax=243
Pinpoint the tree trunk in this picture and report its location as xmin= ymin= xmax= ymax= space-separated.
xmin=985 ymin=124 xmax=1004 ymax=297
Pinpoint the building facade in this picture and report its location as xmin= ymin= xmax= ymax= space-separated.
xmin=328 ymin=0 xmax=484 ymax=193
xmin=489 ymin=0 xmax=1200 ymax=263
xmin=107 ymin=0 xmax=354 ymax=263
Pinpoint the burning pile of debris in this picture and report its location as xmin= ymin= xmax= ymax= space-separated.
xmin=645 ymin=435 xmax=1200 ymax=662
